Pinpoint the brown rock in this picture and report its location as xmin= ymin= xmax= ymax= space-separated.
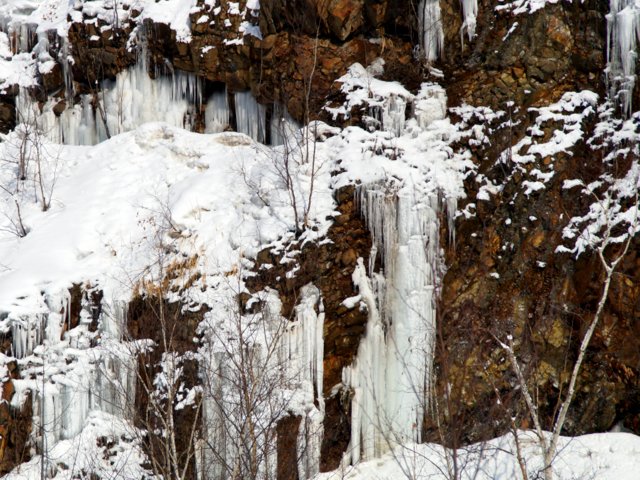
xmin=327 ymin=0 xmax=364 ymax=41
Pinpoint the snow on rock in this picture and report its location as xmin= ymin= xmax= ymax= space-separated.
xmin=558 ymin=108 xmax=640 ymax=256
xmin=4 ymin=411 xmax=153 ymax=480
xmin=325 ymin=59 xmax=414 ymax=136
xmin=495 ymin=0 xmax=561 ymax=15
xmin=472 ymin=91 xmax=599 ymax=201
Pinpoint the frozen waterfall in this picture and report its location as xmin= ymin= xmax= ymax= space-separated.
xmin=606 ymin=0 xmax=640 ymax=116
xmin=342 ymin=187 xmax=455 ymax=463
xmin=16 ymin=55 xmax=202 ymax=145
xmin=461 ymin=0 xmax=479 ymax=41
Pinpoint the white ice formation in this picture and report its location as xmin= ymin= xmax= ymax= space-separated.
xmin=341 ymin=189 xmax=454 ymax=463
xmin=606 ymin=0 xmax=640 ymax=116
xmin=461 ymin=0 xmax=479 ymax=41
xmin=8 ymin=294 xmax=136 ymax=468
xmin=419 ymin=0 xmax=444 ymax=62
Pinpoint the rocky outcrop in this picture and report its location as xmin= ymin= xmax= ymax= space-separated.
xmin=442 ymin=0 xmax=607 ymax=110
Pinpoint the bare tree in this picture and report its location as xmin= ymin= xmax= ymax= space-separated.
xmin=0 ymin=94 xmax=60 ymax=236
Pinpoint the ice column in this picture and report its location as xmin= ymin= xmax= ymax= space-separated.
xmin=380 ymin=94 xmax=408 ymax=137
xmin=287 ymin=284 xmax=325 ymax=479
xmin=270 ymin=103 xmax=301 ymax=146
xmin=418 ymin=0 xmax=444 ymax=62
xmin=11 ymin=293 xmax=135 ymax=460
xmin=59 ymin=36 xmax=74 ymax=102
xmin=413 ymin=83 xmax=447 ymax=130
xmin=607 ymin=0 xmax=640 ymax=116
xmin=343 ymin=186 xmax=455 ymax=463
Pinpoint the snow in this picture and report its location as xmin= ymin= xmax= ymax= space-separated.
xmin=496 ymin=0 xmax=560 ymax=15
xmin=4 ymin=411 xmax=153 ymax=480
xmin=473 ymin=91 xmax=599 ymax=202
xmin=318 ymin=431 xmax=640 ymax=480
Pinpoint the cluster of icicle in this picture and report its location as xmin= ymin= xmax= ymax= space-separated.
xmin=607 ymin=0 xmax=640 ymax=117
xmin=340 ymin=188 xmax=455 ymax=463
xmin=14 ymin=36 xmax=298 ymax=146
xmin=198 ymin=285 xmax=325 ymax=480
xmin=418 ymin=0 xmax=478 ymax=62
xmin=8 ymin=294 xmax=135 ymax=459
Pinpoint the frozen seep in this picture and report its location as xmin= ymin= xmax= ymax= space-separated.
xmin=270 ymin=103 xmax=301 ymax=146
xmin=204 ymin=89 xmax=230 ymax=133
xmin=342 ymin=186 xmax=456 ymax=463
xmin=413 ymin=83 xmax=447 ymax=130
xmin=288 ymin=284 xmax=325 ymax=478
xmin=606 ymin=0 xmax=640 ymax=116
xmin=234 ymin=90 xmax=267 ymax=143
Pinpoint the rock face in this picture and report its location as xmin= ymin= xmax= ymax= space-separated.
xmin=442 ymin=0 xmax=607 ymax=110
xmin=2 ymin=0 xmax=640 ymax=476
xmin=430 ymin=0 xmax=640 ymax=446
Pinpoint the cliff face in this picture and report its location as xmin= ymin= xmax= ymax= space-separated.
xmin=1 ymin=0 xmax=640 ymax=477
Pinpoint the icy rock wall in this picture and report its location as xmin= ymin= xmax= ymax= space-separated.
xmin=607 ymin=0 xmax=640 ymax=116
xmin=343 ymin=188 xmax=452 ymax=463
xmin=199 ymin=285 xmax=324 ymax=479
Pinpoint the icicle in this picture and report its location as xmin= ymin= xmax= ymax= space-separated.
xmin=59 ymin=36 xmax=74 ymax=102
xmin=10 ymin=313 xmax=46 ymax=359
xmin=418 ymin=0 xmax=444 ymax=63
xmin=17 ymin=54 xmax=204 ymax=145
xmin=270 ymin=103 xmax=301 ymax=146
xmin=234 ymin=90 xmax=267 ymax=143
xmin=200 ymin=285 xmax=324 ymax=479
xmin=289 ymin=284 xmax=325 ymax=479
xmin=381 ymin=94 xmax=407 ymax=137
xmin=606 ymin=0 xmax=640 ymax=116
